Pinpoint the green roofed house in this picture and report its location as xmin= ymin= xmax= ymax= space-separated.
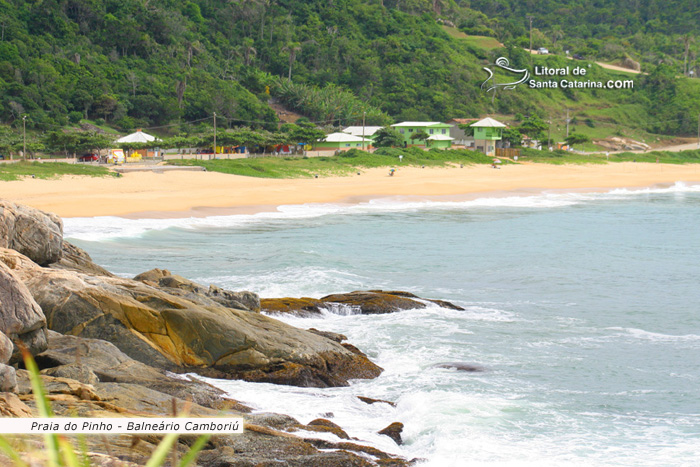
xmin=315 ymin=132 xmax=371 ymax=151
xmin=390 ymin=122 xmax=453 ymax=148
xmin=470 ymin=117 xmax=506 ymax=156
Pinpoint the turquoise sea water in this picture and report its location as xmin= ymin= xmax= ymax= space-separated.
xmin=64 ymin=183 xmax=700 ymax=466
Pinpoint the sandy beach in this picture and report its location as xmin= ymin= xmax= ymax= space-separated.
xmin=1 ymin=162 xmax=698 ymax=218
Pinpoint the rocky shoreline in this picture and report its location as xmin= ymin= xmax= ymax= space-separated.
xmin=0 ymin=200 xmax=462 ymax=466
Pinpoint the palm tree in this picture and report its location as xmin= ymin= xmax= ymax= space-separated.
xmin=282 ymin=41 xmax=302 ymax=80
xmin=549 ymin=26 xmax=564 ymax=48
xmin=242 ymin=38 xmax=257 ymax=66
xmin=681 ymin=34 xmax=695 ymax=76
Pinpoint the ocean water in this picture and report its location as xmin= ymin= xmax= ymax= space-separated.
xmin=64 ymin=183 xmax=700 ymax=466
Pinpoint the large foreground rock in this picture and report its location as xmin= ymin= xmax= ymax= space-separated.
xmin=0 ymin=260 xmax=48 ymax=361
xmin=5 ymin=251 xmax=381 ymax=387
xmin=0 ymin=201 xmax=63 ymax=265
xmin=261 ymin=290 xmax=464 ymax=316
xmin=48 ymin=241 xmax=114 ymax=277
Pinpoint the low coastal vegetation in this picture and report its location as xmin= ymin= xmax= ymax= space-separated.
xmin=0 ymin=161 xmax=117 ymax=182
xmin=521 ymin=148 xmax=700 ymax=165
xmin=167 ymin=147 xmax=497 ymax=178
xmin=167 ymin=147 xmax=700 ymax=178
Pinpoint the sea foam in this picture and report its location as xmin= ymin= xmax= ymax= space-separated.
xmin=63 ymin=181 xmax=700 ymax=241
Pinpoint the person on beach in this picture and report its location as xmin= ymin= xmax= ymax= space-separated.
xmin=389 ymin=168 xmax=395 ymax=176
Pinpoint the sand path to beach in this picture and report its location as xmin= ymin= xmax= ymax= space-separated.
xmin=1 ymin=163 xmax=698 ymax=218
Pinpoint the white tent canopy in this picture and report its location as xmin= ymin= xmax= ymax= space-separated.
xmin=116 ymin=130 xmax=160 ymax=144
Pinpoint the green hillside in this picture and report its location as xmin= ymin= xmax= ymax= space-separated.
xmin=0 ymin=0 xmax=698 ymax=155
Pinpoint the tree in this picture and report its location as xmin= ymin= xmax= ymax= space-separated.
xmin=501 ymin=128 xmax=522 ymax=147
xmin=518 ymin=115 xmax=548 ymax=142
xmin=282 ymin=41 xmax=302 ymax=80
xmin=565 ymin=133 xmax=590 ymax=149
xmin=281 ymin=122 xmax=325 ymax=144
xmin=373 ymin=127 xmax=404 ymax=147
xmin=409 ymin=129 xmax=429 ymax=145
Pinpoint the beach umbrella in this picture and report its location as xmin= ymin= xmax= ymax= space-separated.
xmin=493 ymin=158 xmax=502 ymax=164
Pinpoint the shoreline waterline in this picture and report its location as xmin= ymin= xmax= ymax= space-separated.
xmin=1 ymin=162 xmax=699 ymax=218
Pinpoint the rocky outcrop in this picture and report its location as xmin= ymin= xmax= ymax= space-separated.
xmin=0 ymin=200 xmax=63 ymax=265
xmin=5 ymin=333 xmax=408 ymax=467
xmin=134 ymin=268 xmax=260 ymax=311
xmin=0 ymin=201 xmax=412 ymax=466
xmin=5 ymin=252 xmax=381 ymax=387
xmin=261 ymin=290 xmax=464 ymax=316
xmin=0 ymin=260 xmax=48 ymax=362
xmin=378 ymin=422 xmax=404 ymax=445
xmin=48 ymin=241 xmax=114 ymax=277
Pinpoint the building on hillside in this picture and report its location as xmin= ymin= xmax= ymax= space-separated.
xmin=446 ymin=118 xmax=479 ymax=147
xmin=314 ymin=132 xmax=371 ymax=151
xmin=470 ymin=117 xmax=506 ymax=156
xmin=390 ymin=122 xmax=453 ymax=147
xmin=426 ymin=134 xmax=454 ymax=149
xmin=342 ymin=126 xmax=382 ymax=142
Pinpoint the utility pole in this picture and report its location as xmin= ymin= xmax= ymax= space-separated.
xmin=22 ymin=115 xmax=27 ymax=160
xmin=565 ymin=108 xmax=571 ymax=138
xmin=362 ymin=111 xmax=366 ymax=151
xmin=697 ymin=112 xmax=699 ymax=149
xmin=547 ymin=118 xmax=552 ymax=150
xmin=213 ymin=112 xmax=217 ymax=161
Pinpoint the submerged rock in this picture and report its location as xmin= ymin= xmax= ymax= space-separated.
xmin=261 ymin=290 xmax=464 ymax=316
xmin=432 ymin=362 xmax=487 ymax=372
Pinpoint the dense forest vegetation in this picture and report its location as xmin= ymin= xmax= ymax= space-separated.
xmin=0 ymin=0 xmax=699 ymax=155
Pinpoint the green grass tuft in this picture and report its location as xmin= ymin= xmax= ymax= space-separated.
xmin=0 ymin=161 xmax=117 ymax=182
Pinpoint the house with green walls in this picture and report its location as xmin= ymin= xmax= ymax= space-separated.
xmin=315 ymin=132 xmax=371 ymax=151
xmin=426 ymin=134 xmax=454 ymax=149
xmin=470 ymin=117 xmax=506 ymax=156
xmin=390 ymin=122 xmax=453 ymax=148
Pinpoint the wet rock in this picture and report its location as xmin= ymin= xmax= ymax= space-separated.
xmin=378 ymin=422 xmax=404 ymax=445
xmin=432 ymin=362 xmax=486 ymax=372
xmin=303 ymin=418 xmax=350 ymax=439
xmin=357 ymin=396 xmax=397 ymax=408
xmin=307 ymin=328 xmax=347 ymax=343
xmin=262 ymin=290 xmax=464 ymax=316
xmin=0 ymin=201 xmax=63 ymax=265
xmin=0 ymin=259 xmax=48 ymax=361
xmin=260 ymin=297 xmax=326 ymax=316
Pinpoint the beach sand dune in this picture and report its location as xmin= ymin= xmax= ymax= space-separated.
xmin=1 ymin=163 xmax=698 ymax=218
